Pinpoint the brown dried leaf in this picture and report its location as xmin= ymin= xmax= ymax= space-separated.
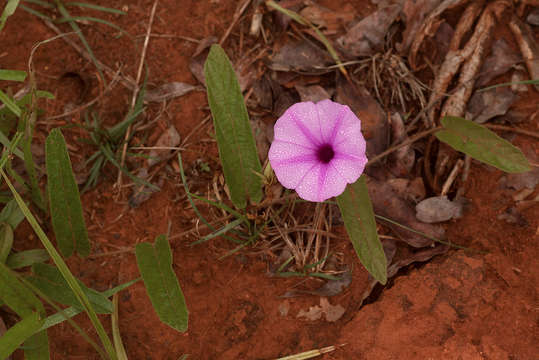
xmin=320 ymin=298 xmax=345 ymax=322
xmin=366 ymin=175 xmax=445 ymax=248
xmin=398 ymin=0 xmax=444 ymax=54
xmin=294 ymin=84 xmax=331 ymax=103
xmin=466 ymin=87 xmax=517 ymax=124
xmin=299 ymin=3 xmax=356 ymax=34
xmin=408 ymin=0 xmax=472 ymax=69
xmin=297 ymin=305 xmax=323 ymax=321
xmin=416 ymin=196 xmax=463 ymax=223
xmin=509 ymin=15 xmax=539 ymax=91
xmin=148 ymin=126 xmax=181 ymax=167
xmin=297 ymin=298 xmax=345 ymax=322
xmin=270 ymin=40 xmax=331 ymax=72
xmin=144 ymin=82 xmax=196 ymax=102
xmin=527 ymin=7 xmax=539 ymax=25
xmin=388 ymin=112 xmax=415 ymax=177
xmin=387 ymin=177 xmax=426 ymax=203
xmin=335 ymin=79 xmax=388 ymax=158
xmin=476 ymin=39 xmax=521 ymax=88
xmin=337 ymin=4 xmax=401 ymax=57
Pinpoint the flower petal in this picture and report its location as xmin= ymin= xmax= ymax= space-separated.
xmin=315 ymin=99 xmax=348 ymax=143
xmin=268 ymin=139 xmax=316 ymax=163
xmin=295 ymin=163 xmax=349 ymax=202
xmin=333 ymin=119 xmax=367 ymax=161
xmin=330 ymin=155 xmax=366 ymax=183
xmin=274 ymin=102 xmax=322 ymax=147
xmin=269 ymin=140 xmax=318 ymax=189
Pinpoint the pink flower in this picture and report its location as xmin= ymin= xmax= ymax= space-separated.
xmin=268 ymin=100 xmax=367 ymax=202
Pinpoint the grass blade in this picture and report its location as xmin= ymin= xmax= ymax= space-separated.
xmin=0 ymin=312 xmax=42 ymax=359
xmin=38 ymin=278 xmax=139 ymax=332
xmin=28 ymin=263 xmax=113 ymax=314
xmin=111 ymin=294 xmax=128 ymax=360
xmin=435 ymin=116 xmax=531 ymax=173
xmin=191 ymin=218 xmax=244 ymax=245
xmin=135 ymin=235 xmax=188 ymax=332
xmin=0 ymin=170 xmax=117 ymax=359
xmin=336 ymin=176 xmax=387 ymax=284
xmin=0 ymin=0 xmax=19 ymax=33
xmin=0 ymin=222 xmax=14 ymax=263
xmin=6 ymin=249 xmax=49 ymax=269
xmin=204 ymin=44 xmax=263 ymax=208
xmin=0 ymin=89 xmax=22 ymax=117
xmin=0 ymin=69 xmax=27 ymax=81
xmin=66 ymin=2 xmax=126 ymax=15
xmin=45 ymin=128 xmax=90 ymax=257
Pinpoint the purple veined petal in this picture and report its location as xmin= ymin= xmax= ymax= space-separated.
xmin=269 ymin=140 xmax=319 ymax=189
xmin=332 ymin=120 xmax=367 ymax=160
xmin=330 ymin=155 xmax=367 ymax=183
xmin=295 ymin=162 xmax=349 ymax=202
xmin=268 ymin=139 xmax=316 ymax=163
xmin=328 ymin=107 xmax=363 ymax=146
xmin=274 ymin=102 xmax=323 ymax=147
xmin=315 ymin=99 xmax=348 ymax=143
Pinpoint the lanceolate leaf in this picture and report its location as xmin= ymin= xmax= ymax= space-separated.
xmin=337 ymin=176 xmax=387 ymax=284
xmin=0 ymin=312 xmax=43 ymax=360
xmin=46 ymin=128 xmax=90 ymax=257
xmin=27 ymin=263 xmax=113 ymax=314
xmin=0 ymin=262 xmax=49 ymax=359
xmin=204 ymin=44 xmax=263 ymax=209
xmin=436 ymin=116 xmax=531 ymax=173
xmin=135 ymin=235 xmax=188 ymax=332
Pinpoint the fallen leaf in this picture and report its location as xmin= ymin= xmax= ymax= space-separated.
xmin=416 ymin=196 xmax=463 ymax=223
xmin=388 ymin=112 xmax=415 ymax=176
xmin=297 ymin=305 xmax=323 ymax=321
xmin=527 ymin=7 xmax=539 ymax=25
xmin=476 ymin=39 xmax=521 ymax=88
xmin=335 ymin=78 xmax=388 ymax=158
xmin=366 ymin=176 xmax=446 ymax=248
xmin=509 ymin=15 xmax=539 ymax=91
xmin=309 ymin=271 xmax=352 ymax=297
xmin=144 ymin=82 xmax=196 ymax=102
xmin=466 ymin=87 xmax=517 ymax=124
xmin=386 ymin=177 xmax=426 ymax=203
xmin=320 ymin=297 xmax=345 ymax=322
xmin=398 ymin=0 xmax=444 ymax=54
xmin=299 ymin=3 xmax=356 ymax=34
xmin=294 ymin=84 xmax=331 ymax=103
xmin=505 ymin=146 xmax=539 ymax=190
xmin=296 ymin=298 xmax=345 ymax=322
xmin=337 ymin=4 xmax=401 ymax=57
xmin=497 ymin=207 xmax=528 ymax=226
xmin=148 ymin=125 xmax=181 ymax=167
xmin=270 ymin=40 xmax=331 ymax=72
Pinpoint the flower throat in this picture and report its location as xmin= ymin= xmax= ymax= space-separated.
xmin=317 ymin=144 xmax=335 ymax=164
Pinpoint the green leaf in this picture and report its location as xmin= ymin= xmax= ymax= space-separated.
xmin=0 ymin=199 xmax=25 ymax=229
xmin=27 ymin=263 xmax=113 ymax=314
xmin=0 ymin=170 xmax=117 ymax=359
xmin=23 ymin=329 xmax=50 ymax=360
xmin=336 ymin=176 xmax=387 ymax=284
xmin=436 ymin=116 xmax=531 ymax=173
xmin=0 ymin=262 xmax=43 ymax=317
xmin=203 ymin=44 xmax=263 ymax=209
xmin=0 ymin=0 xmax=20 ymax=33
xmin=0 ymin=89 xmax=22 ymax=117
xmin=0 ymin=69 xmax=27 ymax=82
xmin=0 ymin=312 xmax=43 ymax=359
xmin=0 ymin=222 xmax=14 ymax=263
xmin=46 ymin=128 xmax=90 ymax=257
xmin=6 ymin=249 xmax=49 ymax=269
xmin=38 ymin=278 xmax=140 ymax=332
xmin=0 ymin=263 xmax=49 ymax=359
xmin=135 ymin=235 xmax=188 ymax=332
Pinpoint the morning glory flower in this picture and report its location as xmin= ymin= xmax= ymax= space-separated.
xmin=268 ymin=99 xmax=367 ymax=202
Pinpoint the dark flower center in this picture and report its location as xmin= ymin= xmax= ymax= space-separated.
xmin=317 ymin=144 xmax=335 ymax=164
